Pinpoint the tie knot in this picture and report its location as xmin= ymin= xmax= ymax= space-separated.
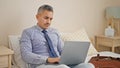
xmin=42 ymin=29 xmax=47 ymax=33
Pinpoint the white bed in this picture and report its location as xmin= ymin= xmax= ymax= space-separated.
xmin=8 ymin=28 xmax=120 ymax=68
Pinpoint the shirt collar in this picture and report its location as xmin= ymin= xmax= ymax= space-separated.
xmin=35 ymin=24 xmax=49 ymax=32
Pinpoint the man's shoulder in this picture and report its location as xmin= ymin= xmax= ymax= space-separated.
xmin=48 ymin=27 xmax=59 ymax=33
xmin=22 ymin=25 xmax=36 ymax=34
xmin=48 ymin=27 xmax=61 ymax=36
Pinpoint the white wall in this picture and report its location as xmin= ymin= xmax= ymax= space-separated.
xmin=0 ymin=0 xmax=120 ymax=46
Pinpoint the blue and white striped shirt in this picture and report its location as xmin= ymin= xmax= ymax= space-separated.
xmin=20 ymin=25 xmax=64 ymax=68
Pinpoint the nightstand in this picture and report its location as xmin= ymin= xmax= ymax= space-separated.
xmin=95 ymin=35 xmax=120 ymax=52
xmin=0 ymin=46 xmax=14 ymax=68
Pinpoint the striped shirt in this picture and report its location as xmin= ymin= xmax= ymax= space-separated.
xmin=20 ymin=25 xmax=64 ymax=68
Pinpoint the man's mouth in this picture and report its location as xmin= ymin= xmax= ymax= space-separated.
xmin=45 ymin=23 xmax=50 ymax=26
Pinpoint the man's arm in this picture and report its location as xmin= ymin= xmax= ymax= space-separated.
xmin=20 ymin=30 xmax=48 ymax=64
xmin=56 ymin=31 xmax=64 ymax=55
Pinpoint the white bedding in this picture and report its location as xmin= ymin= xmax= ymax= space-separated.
xmin=85 ymin=51 xmax=120 ymax=63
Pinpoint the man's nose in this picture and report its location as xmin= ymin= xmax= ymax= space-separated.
xmin=47 ymin=19 xmax=51 ymax=23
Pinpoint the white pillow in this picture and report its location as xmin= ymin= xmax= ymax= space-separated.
xmin=8 ymin=35 xmax=28 ymax=68
xmin=60 ymin=28 xmax=98 ymax=56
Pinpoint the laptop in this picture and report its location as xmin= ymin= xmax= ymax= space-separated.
xmin=59 ymin=41 xmax=90 ymax=65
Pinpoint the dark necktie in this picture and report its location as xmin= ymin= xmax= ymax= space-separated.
xmin=42 ymin=30 xmax=58 ymax=57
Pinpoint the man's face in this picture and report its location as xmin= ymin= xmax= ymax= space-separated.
xmin=36 ymin=10 xmax=53 ymax=29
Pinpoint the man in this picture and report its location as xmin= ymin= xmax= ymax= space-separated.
xmin=20 ymin=4 xmax=94 ymax=68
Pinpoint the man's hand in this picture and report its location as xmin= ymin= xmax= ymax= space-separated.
xmin=47 ymin=57 xmax=60 ymax=64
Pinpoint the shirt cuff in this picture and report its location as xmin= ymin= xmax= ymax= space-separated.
xmin=38 ymin=55 xmax=49 ymax=64
xmin=43 ymin=56 xmax=49 ymax=63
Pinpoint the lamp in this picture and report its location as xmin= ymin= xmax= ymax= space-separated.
xmin=105 ymin=7 xmax=120 ymax=36
xmin=106 ymin=7 xmax=120 ymax=19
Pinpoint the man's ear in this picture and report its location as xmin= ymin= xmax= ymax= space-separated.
xmin=36 ymin=14 xmax=39 ymax=19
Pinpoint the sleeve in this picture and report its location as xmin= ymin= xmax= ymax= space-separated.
xmin=20 ymin=29 xmax=48 ymax=64
xmin=56 ymin=31 xmax=64 ymax=55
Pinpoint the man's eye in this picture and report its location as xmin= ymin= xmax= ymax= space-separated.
xmin=45 ymin=17 xmax=49 ymax=19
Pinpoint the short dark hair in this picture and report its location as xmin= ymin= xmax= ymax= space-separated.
xmin=37 ymin=4 xmax=53 ymax=14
